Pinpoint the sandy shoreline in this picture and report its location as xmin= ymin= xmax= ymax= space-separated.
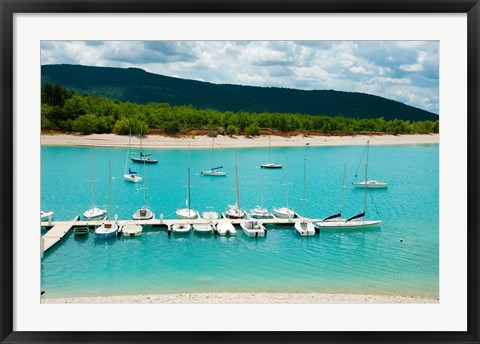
xmin=41 ymin=133 xmax=439 ymax=149
xmin=41 ymin=292 xmax=438 ymax=304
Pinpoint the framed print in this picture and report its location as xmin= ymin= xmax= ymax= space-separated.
xmin=1 ymin=1 xmax=479 ymax=343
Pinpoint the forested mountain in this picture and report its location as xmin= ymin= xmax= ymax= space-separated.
xmin=41 ymin=64 xmax=438 ymax=122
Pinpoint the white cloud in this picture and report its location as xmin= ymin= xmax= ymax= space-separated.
xmin=399 ymin=63 xmax=424 ymax=72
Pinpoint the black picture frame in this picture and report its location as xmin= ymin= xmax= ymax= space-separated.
xmin=1 ymin=1 xmax=479 ymax=343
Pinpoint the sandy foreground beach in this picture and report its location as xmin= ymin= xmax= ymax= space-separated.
xmin=41 ymin=292 xmax=438 ymax=304
xmin=41 ymin=133 xmax=439 ymax=149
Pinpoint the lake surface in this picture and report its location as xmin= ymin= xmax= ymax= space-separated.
xmin=41 ymin=144 xmax=439 ymax=298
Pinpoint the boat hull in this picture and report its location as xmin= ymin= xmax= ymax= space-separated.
xmin=131 ymin=157 xmax=158 ymax=164
xmin=216 ymin=221 xmax=237 ymax=235
xmin=314 ymin=220 xmax=382 ymax=230
xmin=193 ymin=224 xmax=214 ymax=234
xmin=200 ymin=170 xmax=226 ymax=176
xmin=273 ymin=208 xmax=295 ymax=219
xmin=260 ymin=164 xmax=282 ymax=169
xmin=41 ymin=211 xmax=54 ymax=221
xmin=201 ymin=211 xmax=219 ymax=220
xmin=83 ymin=208 xmax=107 ymax=221
xmin=73 ymin=226 xmax=89 ymax=236
xmin=171 ymin=224 xmax=191 ymax=233
xmin=122 ymin=224 xmax=143 ymax=237
xmin=294 ymin=221 xmax=315 ymax=236
xmin=240 ymin=220 xmax=266 ymax=238
xmin=133 ymin=209 xmax=155 ymax=220
xmin=352 ymin=181 xmax=388 ymax=189
xmin=176 ymin=209 xmax=198 ymax=220
xmin=124 ymin=174 xmax=142 ymax=183
xmin=95 ymin=223 xmax=119 ymax=239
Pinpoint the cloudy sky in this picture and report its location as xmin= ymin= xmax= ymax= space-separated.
xmin=41 ymin=40 xmax=439 ymax=114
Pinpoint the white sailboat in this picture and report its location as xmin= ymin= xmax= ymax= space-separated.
xmin=95 ymin=160 xmax=119 ymax=239
xmin=294 ymin=158 xmax=315 ymax=236
xmin=352 ymin=141 xmax=387 ymax=189
xmin=200 ymin=138 xmax=226 ymax=176
xmin=124 ymin=128 xmax=142 ymax=183
xmin=250 ymin=165 xmax=273 ymax=219
xmin=225 ymin=158 xmax=246 ymax=219
xmin=314 ymin=163 xmax=348 ymax=228
xmin=273 ymin=157 xmax=295 ymax=219
xmin=260 ymin=136 xmax=282 ymax=169
xmin=176 ymin=148 xmax=198 ymax=219
xmin=133 ymin=162 xmax=155 ymax=220
xmin=315 ymin=158 xmax=381 ymax=230
xmin=83 ymin=147 xmax=107 ymax=221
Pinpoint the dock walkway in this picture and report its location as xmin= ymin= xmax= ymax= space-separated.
xmin=41 ymin=215 xmax=322 ymax=253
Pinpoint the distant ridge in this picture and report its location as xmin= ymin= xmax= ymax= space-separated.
xmin=41 ymin=64 xmax=438 ymax=122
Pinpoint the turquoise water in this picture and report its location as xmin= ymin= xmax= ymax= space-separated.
xmin=41 ymin=144 xmax=439 ymax=298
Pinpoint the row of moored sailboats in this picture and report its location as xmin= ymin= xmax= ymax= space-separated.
xmin=44 ymin=139 xmax=385 ymax=239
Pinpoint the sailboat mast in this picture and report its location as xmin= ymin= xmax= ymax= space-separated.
xmin=260 ymin=165 xmax=265 ymax=207
xmin=187 ymin=148 xmax=191 ymax=211
xmin=268 ymin=136 xmax=271 ymax=162
xmin=90 ymin=147 xmax=94 ymax=208
xmin=108 ymin=159 xmax=112 ymax=217
xmin=235 ymin=158 xmax=240 ymax=211
xmin=302 ymin=158 xmax=306 ymax=215
xmin=143 ymin=162 xmax=147 ymax=208
xmin=211 ymin=138 xmax=214 ymax=169
xmin=340 ymin=163 xmax=346 ymax=214
xmin=363 ymin=141 xmax=369 ymax=216
xmin=285 ymin=156 xmax=289 ymax=208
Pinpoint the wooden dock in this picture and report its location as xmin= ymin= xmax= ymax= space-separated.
xmin=41 ymin=215 xmax=322 ymax=253
xmin=42 ymin=216 xmax=80 ymax=252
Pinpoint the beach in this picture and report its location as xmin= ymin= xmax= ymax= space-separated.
xmin=41 ymin=292 xmax=438 ymax=304
xmin=40 ymin=133 xmax=439 ymax=149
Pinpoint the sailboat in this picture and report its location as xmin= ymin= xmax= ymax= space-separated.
xmin=314 ymin=163 xmax=348 ymax=227
xmin=95 ymin=160 xmax=119 ymax=239
xmin=132 ymin=162 xmax=155 ymax=220
xmin=130 ymin=128 xmax=158 ymax=164
xmin=260 ymin=137 xmax=282 ymax=169
xmin=315 ymin=157 xmax=381 ymax=230
xmin=124 ymin=128 xmax=142 ymax=183
xmin=273 ymin=157 xmax=296 ymax=219
xmin=200 ymin=138 xmax=226 ymax=176
xmin=225 ymin=158 xmax=246 ymax=219
xmin=83 ymin=147 xmax=107 ymax=220
xmin=249 ymin=165 xmax=273 ymax=219
xmin=176 ymin=148 xmax=198 ymax=219
xmin=294 ymin=158 xmax=315 ymax=236
xmin=352 ymin=141 xmax=387 ymax=189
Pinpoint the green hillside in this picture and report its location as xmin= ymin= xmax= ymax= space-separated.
xmin=41 ymin=64 xmax=438 ymax=122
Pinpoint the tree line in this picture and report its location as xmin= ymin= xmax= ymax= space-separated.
xmin=41 ymin=83 xmax=439 ymax=136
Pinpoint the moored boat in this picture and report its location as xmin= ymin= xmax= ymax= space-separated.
xmin=216 ymin=221 xmax=237 ymax=235
xmin=122 ymin=223 xmax=143 ymax=237
xmin=240 ymin=219 xmax=265 ymax=238
xmin=73 ymin=226 xmax=89 ymax=236
xmin=193 ymin=223 xmax=214 ymax=234
xmin=41 ymin=210 xmax=54 ymax=221
xmin=170 ymin=223 xmax=191 ymax=233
